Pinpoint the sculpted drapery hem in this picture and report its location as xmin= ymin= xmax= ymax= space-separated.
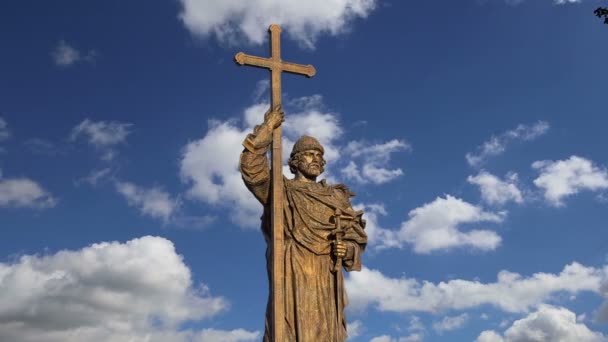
xmin=240 ymin=130 xmax=367 ymax=342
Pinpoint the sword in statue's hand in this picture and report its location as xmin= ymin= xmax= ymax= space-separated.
xmin=331 ymin=208 xmax=357 ymax=341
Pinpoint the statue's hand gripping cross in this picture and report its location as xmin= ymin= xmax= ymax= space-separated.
xmin=234 ymin=24 xmax=315 ymax=342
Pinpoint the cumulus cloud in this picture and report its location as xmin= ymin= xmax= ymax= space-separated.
xmin=532 ymin=155 xmax=608 ymax=206
xmin=0 ymin=177 xmax=56 ymax=208
xmin=51 ymin=40 xmax=97 ymax=67
xmin=468 ymin=171 xmax=523 ymax=206
xmin=466 ymin=121 xmax=549 ymax=167
xmin=477 ymin=330 xmax=505 ymax=342
xmin=346 ymin=262 xmax=602 ymax=314
xmin=476 ymin=305 xmax=606 ymax=342
xmin=400 ymin=195 xmax=503 ymax=253
xmin=282 ymin=99 xmax=343 ymax=162
xmin=70 ymin=119 xmax=132 ymax=161
xmin=178 ymin=0 xmax=378 ymax=48
xmin=180 ymin=118 xmax=261 ymax=228
xmin=352 ymin=203 xmax=394 ymax=249
xmin=342 ymin=139 xmax=410 ymax=184
xmin=0 ymin=236 xmax=258 ymax=342
xmin=115 ymin=181 xmax=180 ymax=222
xmin=355 ymin=196 xmax=504 ymax=253
xmin=433 ymin=313 xmax=469 ymax=334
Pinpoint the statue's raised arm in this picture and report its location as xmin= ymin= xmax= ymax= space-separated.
xmin=239 ymin=107 xmax=284 ymax=205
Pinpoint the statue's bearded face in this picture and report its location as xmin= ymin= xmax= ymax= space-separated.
xmin=296 ymin=149 xmax=325 ymax=177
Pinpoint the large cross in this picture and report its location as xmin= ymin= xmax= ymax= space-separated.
xmin=234 ymin=24 xmax=316 ymax=342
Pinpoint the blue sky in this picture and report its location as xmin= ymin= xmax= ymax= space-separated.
xmin=2 ymin=0 xmax=608 ymax=341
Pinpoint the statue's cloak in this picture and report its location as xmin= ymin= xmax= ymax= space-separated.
xmin=240 ymin=151 xmax=367 ymax=342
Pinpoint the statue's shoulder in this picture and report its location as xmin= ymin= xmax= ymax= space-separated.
xmin=320 ymin=179 xmax=356 ymax=198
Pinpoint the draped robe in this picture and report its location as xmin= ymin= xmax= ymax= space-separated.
xmin=240 ymin=142 xmax=367 ymax=342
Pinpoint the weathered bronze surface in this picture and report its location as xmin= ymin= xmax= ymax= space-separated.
xmin=236 ymin=25 xmax=367 ymax=342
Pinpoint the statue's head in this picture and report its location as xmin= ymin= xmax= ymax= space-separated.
xmin=288 ymin=135 xmax=326 ymax=178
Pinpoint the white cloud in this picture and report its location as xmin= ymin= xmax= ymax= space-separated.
xmin=51 ymin=40 xmax=80 ymax=66
xmin=532 ymin=155 xmax=608 ymax=206
xmin=76 ymin=168 xmax=112 ymax=186
xmin=346 ymin=262 xmax=602 ymax=314
xmin=0 ymin=236 xmax=247 ymax=342
xmin=407 ymin=316 xmax=426 ymax=334
xmin=468 ymin=171 xmax=523 ymax=206
xmin=466 ymin=121 xmax=549 ymax=167
xmin=370 ymin=334 xmax=424 ymax=342
xmin=352 ymin=203 xmax=395 ymax=249
xmin=51 ymin=40 xmax=97 ymax=67
xmin=355 ymin=196 xmax=504 ymax=253
xmin=282 ymin=99 xmax=343 ymax=162
xmin=180 ymin=118 xmax=260 ymax=228
xmin=342 ymin=139 xmax=410 ymax=184
xmin=0 ymin=177 xmax=56 ymax=208
xmin=252 ymin=79 xmax=270 ymax=101
xmin=476 ymin=330 xmax=505 ymax=342
xmin=0 ymin=117 xmax=9 ymax=141
xmin=180 ymin=95 xmax=343 ymax=228
xmin=433 ymin=313 xmax=469 ymax=334
xmin=347 ymin=320 xmax=363 ymax=339
xmin=593 ymin=274 xmax=608 ymax=322
xmin=345 ymin=139 xmax=411 ymax=160
xmin=70 ymin=119 xmax=132 ymax=161
xmin=476 ymin=305 xmax=606 ymax=342
xmin=400 ymin=195 xmax=503 ymax=253
xmin=71 ymin=119 xmax=131 ymax=146
xmin=115 ymin=181 xmax=180 ymax=222
xmin=178 ymin=0 xmax=377 ymax=48
xmin=171 ymin=215 xmax=217 ymax=231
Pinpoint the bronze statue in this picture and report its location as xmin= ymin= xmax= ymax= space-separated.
xmin=240 ymin=107 xmax=367 ymax=341
xmin=235 ymin=24 xmax=366 ymax=341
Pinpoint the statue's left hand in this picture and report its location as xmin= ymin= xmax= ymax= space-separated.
xmin=333 ymin=241 xmax=347 ymax=258
xmin=264 ymin=106 xmax=284 ymax=129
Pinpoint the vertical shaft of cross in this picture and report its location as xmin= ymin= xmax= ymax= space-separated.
xmin=234 ymin=23 xmax=316 ymax=342
xmin=268 ymin=24 xmax=285 ymax=342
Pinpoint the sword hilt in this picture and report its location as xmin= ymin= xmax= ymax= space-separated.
xmin=331 ymin=209 xmax=346 ymax=272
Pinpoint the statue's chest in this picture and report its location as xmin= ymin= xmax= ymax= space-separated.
xmin=301 ymin=199 xmax=334 ymax=223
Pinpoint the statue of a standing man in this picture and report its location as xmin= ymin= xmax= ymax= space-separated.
xmin=240 ymin=107 xmax=367 ymax=341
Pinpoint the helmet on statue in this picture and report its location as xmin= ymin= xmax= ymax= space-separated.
xmin=290 ymin=135 xmax=324 ymax=158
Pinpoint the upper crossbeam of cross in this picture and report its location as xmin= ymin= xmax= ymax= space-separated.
xmin=234 ymin=24 xmax=316 ymax=110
